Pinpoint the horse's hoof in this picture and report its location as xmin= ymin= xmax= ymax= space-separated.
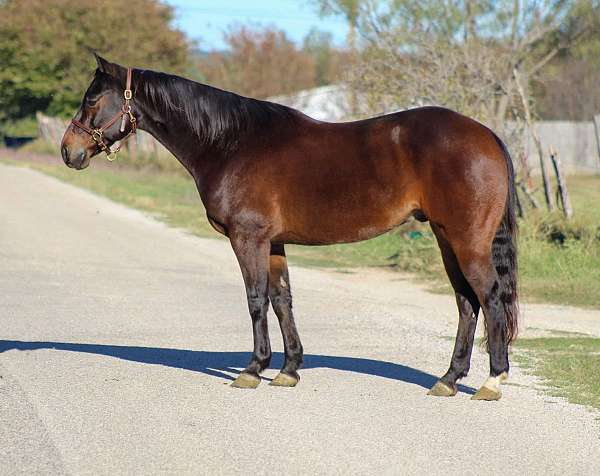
xmin=471 ymin=386 xmax=502 ymax=401
xmin=269 ymin=372 xmax=299 ymax=387
xmin=427 ymin=381 xmax=457 ymax=397
xmin=471 ymin=372 xmax=507 ymax=401
xmin=231 ymin=372 xmax=261 ymax=389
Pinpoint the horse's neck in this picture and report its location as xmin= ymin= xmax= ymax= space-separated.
xmin=135 ymin=100 xmax=212 ymax=181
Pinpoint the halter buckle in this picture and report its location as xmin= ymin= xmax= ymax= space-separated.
xmin=124 ymin=89 xmax=132 ymax=100
xmin=91 ymin=129 xmax=103 ymax=142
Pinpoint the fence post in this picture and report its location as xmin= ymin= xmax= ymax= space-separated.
xmin=593 ymin=114 xmax=600 ymax=171
xmin=513 ymin=67 xmax=555 ymax=211
xmin=549 ymin=148 xmax=573 ymax=219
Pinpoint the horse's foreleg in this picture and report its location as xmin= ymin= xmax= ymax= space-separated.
xmin=268 ymin=244 xmax=303 ymax=387
xmin=229 ymin=232 xmax=272 ymax=389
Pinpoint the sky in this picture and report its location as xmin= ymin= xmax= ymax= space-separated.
xmin=163 ymin=0 xmax=349 ymax=51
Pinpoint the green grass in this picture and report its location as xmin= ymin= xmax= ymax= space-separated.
xmin=515 ymin=175 xmax=600 ymax=307
xmin=513 ymin=337 xmax=600 ymax=411
xmin=568 ymin=175 xmax=600 ymax=224
xmin=1 ymin=148 xmax=599 ymax=307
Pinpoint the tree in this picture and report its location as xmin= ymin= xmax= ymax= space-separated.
xmin=312 ymin=0 xmax=362 ymax=113
xmin=0 ymin=0 xmax=189 ymax=122
xmin=302 ymin=28 xmax=347 ymax=86
xmin=339 ymin=1 xmax=593 ymax=138
xmin=311 ymin=0 xmax=361 ymax=52
xmin=321 ymin=0 xmax=598 ymax=213
xmin=535 ymin=3 xmax=600 ymax=120
xmin=536 ymin=56 xmax=600 ymax=120
xmin=197 ymin=26 xmax=317 ymax=99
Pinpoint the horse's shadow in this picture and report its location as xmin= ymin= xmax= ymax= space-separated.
xmin=0 ymin=340 xmax=475 ymax=394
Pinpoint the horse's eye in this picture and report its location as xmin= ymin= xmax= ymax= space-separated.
xmin=85 ymin=96 xmax=99 ymax=106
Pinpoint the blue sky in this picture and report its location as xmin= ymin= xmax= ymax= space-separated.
xmin=163 ymin=0 xmax=349 ymax=50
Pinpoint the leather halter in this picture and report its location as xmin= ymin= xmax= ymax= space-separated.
xmin=71 ymin=67 xmax=137 ymax=161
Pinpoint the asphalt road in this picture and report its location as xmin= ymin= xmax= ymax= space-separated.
xmin=1 ymin=163 xmax=599 ymax=475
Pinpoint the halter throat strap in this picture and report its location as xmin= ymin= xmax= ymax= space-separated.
xmin=71 ymin=67 xmax=137 ymax=161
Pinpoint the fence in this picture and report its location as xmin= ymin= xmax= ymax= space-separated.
xmin=523 ymin=119 xmax=600 ymax=174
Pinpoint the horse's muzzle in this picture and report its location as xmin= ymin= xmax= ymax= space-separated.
xmin=61 ymin=144 xmax=89 ymax=170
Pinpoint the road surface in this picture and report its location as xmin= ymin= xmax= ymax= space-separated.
xmin=1 ymin=163 xmax=599 ymax=475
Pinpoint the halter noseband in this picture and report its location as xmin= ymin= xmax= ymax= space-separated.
xmin=71 ymin=67 xmax=137 ymax=161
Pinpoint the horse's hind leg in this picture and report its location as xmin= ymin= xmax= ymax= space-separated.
xmin=451 ymin=241 xmax=510 ymax=401
xmin=268 ymin=244 xmax=304 ymax=387
xmin=428 ymin=225 xmax=480 ymax=397
xmin=229 ymin=232 xmax=272 ymax=389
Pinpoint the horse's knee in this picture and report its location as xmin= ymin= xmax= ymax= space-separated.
xmin=247 ymin=290 xmax=268 ymax=319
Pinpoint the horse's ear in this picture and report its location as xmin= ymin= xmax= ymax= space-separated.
xmin=92 ymin=52 xmax=125 ymax=80
xmin=93 ymin=51 xmax=109 ymax=72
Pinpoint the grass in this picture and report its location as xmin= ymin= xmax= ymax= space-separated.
xmin=514 ymin=174 xmax=600 ymax=307
xmin=513 ymin=337 xmax=600 ymax=411
xmin=1 ymin=147 xmax=599 ymax=307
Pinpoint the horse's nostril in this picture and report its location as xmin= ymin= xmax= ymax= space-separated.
xmin=61 ymin=144 xmax=70 ymax=164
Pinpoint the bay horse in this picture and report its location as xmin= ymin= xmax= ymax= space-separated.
xmin=61 ymin=55 xmax=518 ymax=400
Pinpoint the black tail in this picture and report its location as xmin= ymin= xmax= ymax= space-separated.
xmin=491 ymin=133 xmax=519 ymax=345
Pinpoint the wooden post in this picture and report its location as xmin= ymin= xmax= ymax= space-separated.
xmin=514 ymin=67 xmax=555 ymax=211
xmin=518 ymin=181 xmax=541 ymax=210
xmin=593 ymin=114 xmax=600 ymax=172
xmin=515 ymin=185 xmax=525 ymax=218
xmin=534 ymin=129 xmax=555 ymax=211
xmin=549 ymin=148 xmax=573 ymax=219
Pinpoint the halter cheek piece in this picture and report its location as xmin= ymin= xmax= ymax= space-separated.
xmin=71 ymin=67 xmax=137 ymax=161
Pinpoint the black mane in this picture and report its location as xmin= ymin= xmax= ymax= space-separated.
xmin=138 ymin=70 xmax=298 ymax=153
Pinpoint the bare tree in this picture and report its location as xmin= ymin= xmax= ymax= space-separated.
xmin=350 ymin=1 xmax=594 ymax=118
xmin=337 ymin=0 xmax=597 ymax=211
xmin=198 ymin=26 xmax=317 ymax=99
xmin=312 ymin=0 xmax=363 ymax=114
xmin=312 ymin=0 xmax=361 ymax=51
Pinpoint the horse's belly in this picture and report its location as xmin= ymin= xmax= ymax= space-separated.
xmin=275 ymin=196 xmax=417 ymax=245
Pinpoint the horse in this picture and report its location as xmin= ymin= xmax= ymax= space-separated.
xmin=61 ymin=54 xmax=518 ymax=400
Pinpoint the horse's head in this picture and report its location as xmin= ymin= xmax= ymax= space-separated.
xmin=61 ymin=54 xmax=137 ymax=169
